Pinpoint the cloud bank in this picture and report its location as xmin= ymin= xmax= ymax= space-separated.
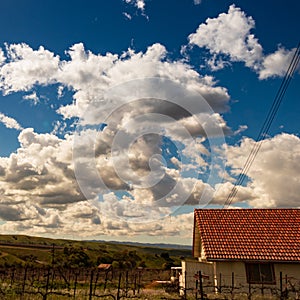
xmin=0 ymin=41 xmax=230 ymax=239
xmin=0 ymin=4 xmax=298 ymax=242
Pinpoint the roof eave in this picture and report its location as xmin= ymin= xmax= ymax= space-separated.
xmin=206 ymin=258 xmax=300 ymax=263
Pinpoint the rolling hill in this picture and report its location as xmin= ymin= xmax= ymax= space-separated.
xmin=0 ymin=234 xmax=192 ymax=269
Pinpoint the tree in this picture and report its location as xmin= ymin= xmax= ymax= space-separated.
xmin=97 ymin=253 xmax=113 ymax=265
xmin=160 ymin=252 xmax=170 ymax=260
xmin=162 ymin=262 xmax=175 ymax=270
xmin=138 ymin=261 xmax=146 ymax=268
xmin=56 ymin=246 xmax=91 ymax=268
xmin=110 ymin=250 xmax=142 ymax=270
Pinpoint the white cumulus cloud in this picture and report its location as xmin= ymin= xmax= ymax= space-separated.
xmin=0 ymin=41 xmax=232 ymax=238
xmin=0 ymin=48 xmax=5 ymax=65
xmin=0 ymin=112 xmax=23 ymax=130
xmin=0 ymin=43 xmax=59 ymax=94
xmin=188 ymin=5 xmax=296 ymax=79
xmin=23 ymin=91 xmax=39 ymax=104
xmin=188 ymin=5 xmax=263 ymax=70
xmin=123 ymin=0 xmax=146 ymax=15
xmin=224 ymin=133 xmax=300 ymax=208
xmin=259 ymin=47 xmax=297 ymax=79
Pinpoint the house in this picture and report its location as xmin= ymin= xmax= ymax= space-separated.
xmin=181 ymin=209 xmax=300 ymax=293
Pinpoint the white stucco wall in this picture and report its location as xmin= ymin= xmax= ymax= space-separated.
xmin=215 ymin=262 xmax=300 ymax=288
xmin=181 ymin=260 xmax=214 ymax=290
xmin=274 ymin=263 xmax=300 ymax=286
xmin=215 ymin=261 xmax=247 ymax=288
xmin=182 ymin=259 xmax=300 ymax=295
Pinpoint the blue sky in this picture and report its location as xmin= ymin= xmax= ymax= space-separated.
xmin=0 ymin=0 xmax=299 ymax=245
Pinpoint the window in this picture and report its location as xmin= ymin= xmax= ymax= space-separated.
xmin=245 ymin=263 xmax=275 ymax=284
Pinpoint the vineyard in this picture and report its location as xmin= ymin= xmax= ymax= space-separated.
xmin=0 ymin=266 xmax=173 ymax=300
xmin=2 ymin=265 xmax=300 ymax=300
xmin=0 ymin=235 xmax=188 ymax=299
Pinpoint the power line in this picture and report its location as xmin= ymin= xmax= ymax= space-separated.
xmin=223 ymin=43 xmax=300 ymax=208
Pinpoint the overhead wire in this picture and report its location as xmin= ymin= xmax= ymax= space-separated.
xmin=223 ymin=43 xmax=300 ymax=208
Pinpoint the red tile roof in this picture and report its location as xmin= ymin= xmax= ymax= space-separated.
xmin=98 ymin=263 xmax=112 ymax=270
xmin=194 ymin=209 xmax=300 ymax=262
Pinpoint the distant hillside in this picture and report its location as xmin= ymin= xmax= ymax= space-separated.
xmin=0 ymin=234 xmax=192 ymax=269
xmin=88 ymin=240 xmax=192 ymax=250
